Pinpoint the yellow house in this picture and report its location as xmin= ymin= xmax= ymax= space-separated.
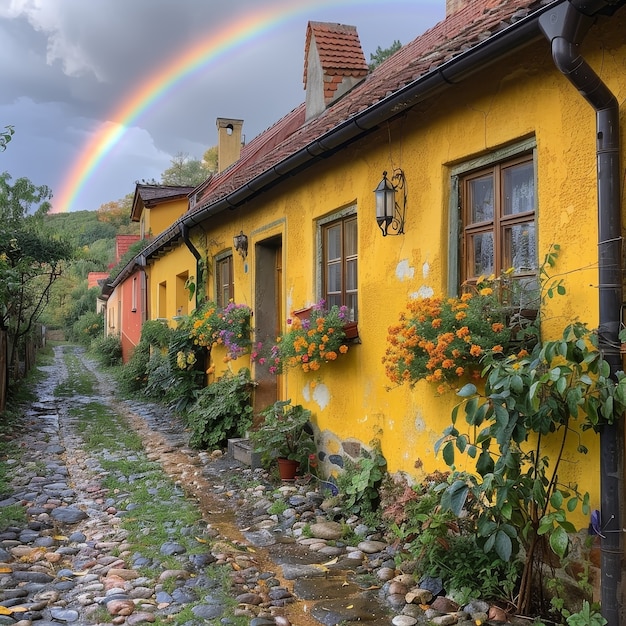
xmin=126 ymin=0 xmax=626 ymax=613
xmin=103 ymin=185 xmax=195 ymax=361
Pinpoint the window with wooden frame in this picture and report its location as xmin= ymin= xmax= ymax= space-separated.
xmin=321 ymin=213 xmax=358 ymax=321
xmin=459 ymin=152 xmax=537 ymax=307
xmin=216 ymin=254 xmax=234 ymax=308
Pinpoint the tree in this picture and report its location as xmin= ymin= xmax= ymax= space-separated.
xmin=161 ymin=152 xmax=207 ymax=186
xmin=0 ymin=172 xmax=73 ymax=376
xmin=1 ymin=126 xmax=14 ymax=152
xmin=96 ymin=194 xmax=135 ymax=231
xmin=369 ymin=40 xmax=402 ymax=70
xmin=202 ymin=146 xmax=218 ymax=175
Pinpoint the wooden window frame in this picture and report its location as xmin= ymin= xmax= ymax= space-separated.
xmin=215 ymin=253 xmax=234 ymax=308
xmin=317 ymin=208 xmax=358 ymax=321
xmin=448 ymin=138 xmax=537 ymax=297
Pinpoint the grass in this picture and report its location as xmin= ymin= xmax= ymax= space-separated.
xmin=54 ymin=347 xmax=96 ymax=396
xmin=70 ymin=401 xmax=143 ymax=452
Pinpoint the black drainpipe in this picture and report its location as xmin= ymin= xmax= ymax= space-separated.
xmin=180 ymin=223 xmax=203 ymax=309
xmin=539 ymin=2 xmax=623 ymax=624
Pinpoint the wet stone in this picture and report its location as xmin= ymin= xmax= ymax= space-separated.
xmin=311 ymin=595 xmax=391 ymax=625
xmin=160 ymin=541 xmax=186 ymax=556
xmin=50 ymin=507 xmax=88 ymax=524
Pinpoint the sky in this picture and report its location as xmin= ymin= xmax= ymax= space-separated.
xmin=0 ymin=0 xmax=445 ymax=213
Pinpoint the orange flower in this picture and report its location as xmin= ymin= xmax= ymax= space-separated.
xmin=518 ymin=349 xmax=529 ymax=358
xmin=469 ymin=344 xmax=483 ymax=357
xmin=492 ymin=345 xmax=503 ymax=353
xmin=455 ymin=366 xmax=465 ymax=377
xmin=492 ymin=322 xmax=505 ymax=332
xmin=339 ymin=345 xmax=349 ymax=354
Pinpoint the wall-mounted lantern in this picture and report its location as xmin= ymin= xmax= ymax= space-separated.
xmin=374 ymin=169 xmax=407 ymax=237
xmin=233 ymin=230 xmax=248 ymax=259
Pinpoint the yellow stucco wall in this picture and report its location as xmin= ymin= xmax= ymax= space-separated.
xmin=146 ymin=243 xmax=196 ymax=324
xmin=143 ymin=198 xmax=189 ymax=238
xmin=155 ymin=17 xmax=626 ymax=528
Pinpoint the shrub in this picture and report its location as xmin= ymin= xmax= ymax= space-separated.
xmin=336 ymin=445 xmax=386 ymax=518
xmin=91 ymin=335 xmax=122 ymax=367
xmin=71 ymin=311 xmax=104 ymax=346
xmin=185 ymin=369 xmax=254 ymax=449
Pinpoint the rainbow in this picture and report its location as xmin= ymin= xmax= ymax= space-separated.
xmin=53 ymin=0 xmax=439 ymax=213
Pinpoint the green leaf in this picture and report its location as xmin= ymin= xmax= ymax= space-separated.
xmin=494 ymin=529 xmax=513 ymax=561
xmin=457 ymin=383 xmax=477 ymax=398
xmin=476 ymin=449 xmax=494 ymax=476
xmin=511 ymin=374 xmax=524 ymax=394
xmin=442 ymin=440 xmax=455 ymax=466
xmin=441 ymin=480 xmax=469 ymax=516
xmin=550 ymin=525 xmax=569 ymax=559
xmin=567 ymin=497 xmax=578 ymax=512
xmin=550 ymin=491 xmax=564 ymax=509
xmin=501 ymin=502 xmax=513 ymax=520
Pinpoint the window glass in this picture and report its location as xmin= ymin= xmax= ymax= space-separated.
xmin=469 ymin=175 xmax=494 ymax=224
xmin=503 ymin=162 xmax=534 ymax=215
xmin=504 ymin=221 xmax=537 ymax=274
xmin=470 ymin=232 xmax=494 ymax=277
xmin=216 ymin=255 xmax=233 ymax=308
xmin=461 ymin=154 xmax=536 ymax=300
xmin=321 ymin=213 xmax=358 ymax=321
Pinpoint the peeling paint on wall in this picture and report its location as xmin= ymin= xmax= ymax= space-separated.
xmin=411 ymin=286 xmax=434 ymax=299
xmin=305 ymin=381 xmax=330 ymax=410
xmin=395 ymin=259 xmax=415 ymax=281
xmin=422 ymin=261 xmax=430 ymax=278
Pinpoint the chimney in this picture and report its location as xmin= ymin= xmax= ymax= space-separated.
xmin=446 ymin=0 xmax=465 ymax=16
xmin=303 ymin=22 xmax=368 ymax=122
xmin=216 ymin=118 xmax=243 ymax=172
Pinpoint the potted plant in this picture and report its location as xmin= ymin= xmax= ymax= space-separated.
xmin=249 ymin=399 xmax=316 ymax=480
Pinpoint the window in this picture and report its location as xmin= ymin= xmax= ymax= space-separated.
xmin=455 ymin=148 xmax=537 ymax=307
xmin=321 ymin=214 xmax=358 ymax=321
xmin=131 ymin=276 xmax=137 ymax=312
xmin=216 ymin=254 xmax=234 ymax=308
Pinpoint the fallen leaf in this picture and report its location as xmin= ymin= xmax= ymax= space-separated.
xmin=346 ymin=605 xmax=354 ymax=609
xmin=53 ymin=535 xmax=68 ymax=541
xmin=322 ymin=556 xmax=338 ymax=566
xmin=194 ymin=536 xmax=207 ymax=543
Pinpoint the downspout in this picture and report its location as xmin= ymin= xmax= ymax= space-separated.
xmin=137 ymin=255 xmax=148 ymax=324
xmin=539 ymin=3 xmax=623 ymax=624
xmin=180 ymin=223 xmax=202 ymax=308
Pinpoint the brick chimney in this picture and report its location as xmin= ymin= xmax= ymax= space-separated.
xmin=303 ymin=22 xmax=368 ymax=122
xmin=216 ymin=118 xmax=243 ymax=172
xmin=446 ymin=0 xmax=466 ymax=16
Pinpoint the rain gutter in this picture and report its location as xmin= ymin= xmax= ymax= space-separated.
xmin=181 ymin=7 xmax=551 ymax=228
xmin=180 ymin=222 xmax=202 ymax=309
xmin=539 ymin=2 xmax=623 ymax=624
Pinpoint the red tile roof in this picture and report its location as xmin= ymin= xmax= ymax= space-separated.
xmin=303 ymin=22 xmax=368 ymax=90
xmin=87 ymin=272 xmax=109 ymax=289
xmin=189 ymin=0 xmax=551 ymax=214
xmin=115 ymin=234 xmax=140 ymax=263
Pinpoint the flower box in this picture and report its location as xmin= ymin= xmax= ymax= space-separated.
xmin=294 ymin=306 xmax=359 ymax=340
xmin=343 ymin=320 xmax=359 ymax=340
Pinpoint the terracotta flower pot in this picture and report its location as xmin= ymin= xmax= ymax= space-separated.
xmin=277 ymin=457 xmax=300 ymax=480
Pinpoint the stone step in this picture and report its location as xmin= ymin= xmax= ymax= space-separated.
xmin=227 ymin=438 xmax=261 ymax=469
